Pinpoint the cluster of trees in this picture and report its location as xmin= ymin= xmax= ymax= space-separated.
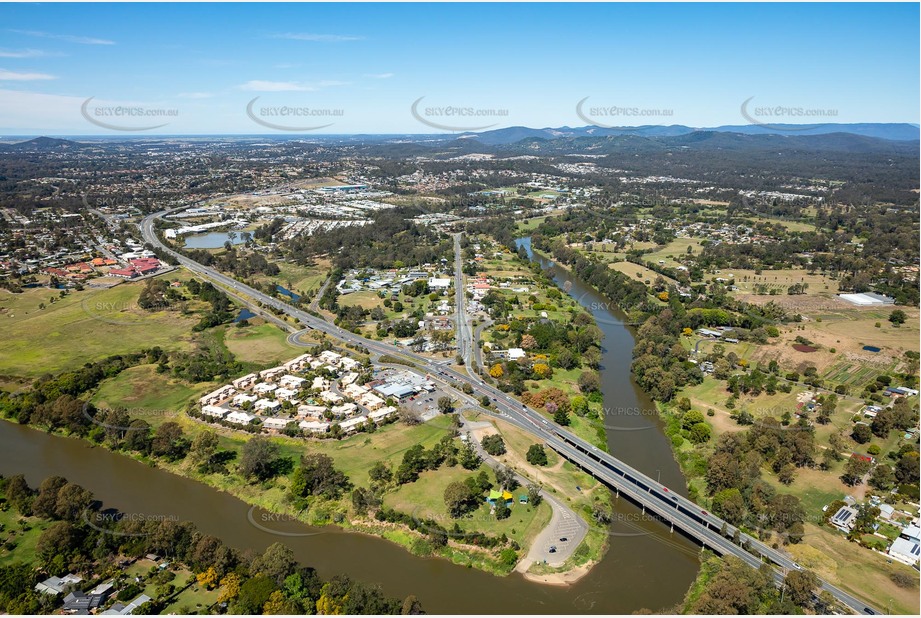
xmin=704 ymin=424 xmax=810 ymax=543
xmin=0 ymin=475 xmax=421 ymax=615
xmin=685 ymin=552 xmax=832 ymax=614
xmin=181 ymin=243 xmax=279 ymax=280
xmin=484 ymin=311 xmax=603 ymax=393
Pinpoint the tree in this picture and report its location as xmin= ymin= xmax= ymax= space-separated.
xmin=290 ymin=453 xmax=352 ymax=503
xmin=784 ymin=569 xmax=819 ymax=609
xmin=231 ymin=575 xmax=276 ymax=615
xmin=526 ymin=444 xmax=549 ymax=466
xmin=553 ymin=406 xmax=570 ymax=426
xmin=151 ymin=422 xmax=190 ymax=461
xmin=369 ymin=461 xmax=393 ymax=485
xmin=711 ymin=488 xmax=745 ymax=525
xmin=459 ymin=440 xmax=482 ymax=470
xmin=851 ymin=423 xmax=872 ymax=444
xmin=494 ymin=499 xmax=511 ymax=520
xmin=3 ymin=474 xmax=33 ymax=515
xmin=123 ymin=419 xmax=152 ymax=453
xmin=35 ymin=521 xmax=77 ymax=566
xmin=251 ymin=542 xmax=297 ymax=585
xmin=681 ymin=409 xmax=705 ymax=430
xmin=688 ymin=422 xmax=712 ymax=444
xmin=196 ymin=567 xmax=219 ymax=590
xmin=888 ymin=309 xmax=907 ymax=326
xmin=239 ymin=436 xmax=282 ymax=481
xmin=436 ymin=396 xmax=454 ymax=414
xmin=263 ymin=590 xmax=297 ymax=615
xmin=481 ymin=434 xmax=506 ymax=456
xmin=219 ymin=574 xmax=244 ymax=603
xmin=488 ymin=363 xmax=504 ymax=378
xmin=32 ymin=476 xmax=67 ymax=519
xmin=494 ymin=465 xmax=519 ymax=491
xmin=53 ymin=483 xmax=93 ymax=522
xmin=401 ymin=595 xmax=424 ymax=615
xmin=578 ymin=371 xmax=600 ymax=393
xmin=527 ymin=484 xmax=543 ymax=506
xmin=532 ymin=363 xmax=552 ymax=379
xmin=841 ymin=456 xmax=872 ymax=486
xmin=443 ymin=481 xmax=478 ymax=517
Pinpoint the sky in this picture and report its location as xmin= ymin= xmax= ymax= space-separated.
xmin=0 ymin=2 xmax=918 ymax=135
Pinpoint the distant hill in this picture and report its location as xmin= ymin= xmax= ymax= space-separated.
xmin=484 ymin=130 xmax=919 ymax=157
xmin=0 ymin=136 xmax=87 ymax=152
xmin=458 ymin=123 xmax=920 ymax=146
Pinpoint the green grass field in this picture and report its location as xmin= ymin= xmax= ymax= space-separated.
xmin=384 ymin=464 xmax=553 ymax=548
xmin=0 ymin=282 xmax=201 ymax=379
xmin=222 ymin=322 xmax=297 ymax=365
xmin=90 ymin=363 xmax=211 ymax=425
xmin=0 ymin=507 xmax=50 ymax=567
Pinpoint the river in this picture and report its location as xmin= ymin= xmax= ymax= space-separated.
xmin=0 ymin=236 xmax=698 ymax=614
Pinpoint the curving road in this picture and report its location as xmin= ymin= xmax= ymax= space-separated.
xmin=140 ymin=208 xmax=877 ymax=615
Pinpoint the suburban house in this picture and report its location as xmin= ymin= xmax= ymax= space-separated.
xmin=35 ymin=573 xmax=82 ymax=595
xmin=888 ymin=524 xmax=921 ymax=566
xmin=830 ymin=505 xmax=859 ymax=532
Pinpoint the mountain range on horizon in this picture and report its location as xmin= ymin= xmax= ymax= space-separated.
xmin=2 ymin=122 xmax=918 ymax=155
xmin=454 ymin=122 xmax=920 ymax=145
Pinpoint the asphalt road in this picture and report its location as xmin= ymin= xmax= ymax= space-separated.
xmin=140 ymin=209 xmax=877 ymax=615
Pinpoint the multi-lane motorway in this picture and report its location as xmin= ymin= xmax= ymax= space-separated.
xmin=140 ymin=209 xmax=877 ymax=615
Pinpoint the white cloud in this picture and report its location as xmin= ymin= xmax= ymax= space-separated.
xmin=9 ymin=29 xmax=115 ymax=45
xmin=0 ymin=68 xmax=56 ymax=81
xmin=365 ymin=73 xmax=394 ymax=79
xmin=0 ymin=48 xmax=59 ymax=58
xmin=272 ymin=33 xmax=363 ymax=42
xmin=238 ymin=80 xmax=348 ymax=92
xmin=0 ymin=89 xmax=85 ymax=129
xmin=239 ymin=80 xmax=312 ymax=92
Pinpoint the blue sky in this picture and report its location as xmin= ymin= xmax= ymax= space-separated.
xmin=0 ymin=2 xmax=918 ymax=134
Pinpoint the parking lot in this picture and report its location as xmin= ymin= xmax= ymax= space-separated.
xmin=405 ymin=388 xmax=453 ymax=421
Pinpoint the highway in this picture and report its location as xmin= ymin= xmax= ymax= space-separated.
xmin=453 ymin=232 xmax=474 ymax=369
xmin=140 ymin=209 xmax=877 ymax=615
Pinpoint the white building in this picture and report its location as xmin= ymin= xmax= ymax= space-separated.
xmin=232 ymin=373 xmax=258 ymax=389
xmin=254 ymin=399 xmax=282 ymax=413
xmin=279 ymin=375 xmax=306 ymax=389
xmin=320 ymin=391 xmax=344 ymax=404
xmin=339 ymin=415 xmax=369 ymax=433
xmin=312 ymin=376 xmax=330 ymax=391
xmin=428 ymin=277 xmax=451 ymax=289
xmin=331 ymin=402 xmax=359 ymax=418
xmin=889 ymin=525 xmax=921 ymax=566
xmin=297 ymin=404 xmax=328 ymax=418
xmin=232 ymin=393 xmax=258 ymax=407
xmin=274 ymin=387 xmax=299 ymax=401
xmin=202 ymin=405 xmax=229 ymax=419
xmin=262 ymin=417 xmax=290 ymax=431
xmin=369 ymin=406 xmax=397 ymax=423
xmin=226 ymin=411 xmax=257 ymax=425
xmin=254 ymin=382 xmax=278 ymax=395
xmin=259 ymin=366 xmax=286 ymax=381
xmin=508 ymin=347 xmax=526 ymax=361
xmin=199 ymin=385 xmax=236 ymax=406
xmin=299 ymin=419 xmax=330 ymax=434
